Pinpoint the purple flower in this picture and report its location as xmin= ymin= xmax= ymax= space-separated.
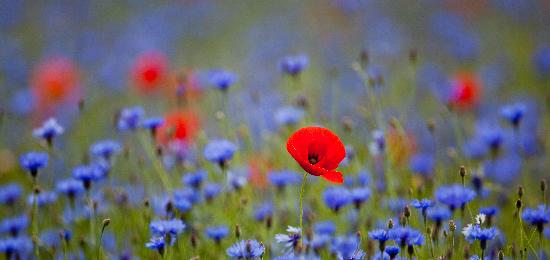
xmin=279 ymin=54 xmax=308 ymax=76
xmin=522 ymin=205 xmax=550 ymax=232
xmin=226 ymin=239 xmax=265 ymax=259
xmin=323 ymin=187 xmax=352 ymax=212
xmin=208 ymin=69 xmax=238 ymax=91
xmin=203 ymin=139 xmax=238 ymax=167
xmin=32 ymin=118 xmax=64 ymax=145
xmin=205 ymin=225 xmax=229 ymax=243
xmin=435 ymin=184 xmax=476 ymax=211
xmin=90 ymin=140 xmax=122 ymax=161
xmin=0 ymin=183 xmax=22 ymax=205
xmin=19 ymin=151 xmax=48 ymax=177
xmin=117 ymin=106 xmax=144 ymax=131
xmin=0 ymin=214 xmax=29 ymax=236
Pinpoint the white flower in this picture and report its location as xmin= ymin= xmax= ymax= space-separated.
xmin=286 ymin=226 xmax=301 ymax=234
xmin=475 ymin=213 xmax=486 ymax=225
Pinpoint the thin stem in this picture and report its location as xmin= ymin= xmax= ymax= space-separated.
xmin=88 ymin=190 xmax=96 ymax=250
xmin=298 ymin=173 xmax=308 ymax=239
xmin=32 ymin=178 xmax=39 ymax=259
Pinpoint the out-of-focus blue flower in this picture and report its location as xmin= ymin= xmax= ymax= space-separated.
xmin=228 ymin=169 xmax=249 ymax=191
xmin=203 ymin=183 xmax=222 ymax=201
xmin=323 ymin=187 xmax=352 ymax=212
xmin=268 ymin=170 xmax=302 ymax=189
xmin=10 ymin=89 xmax=35 ymax=115
xmin=0 ymin=214 xmax=29 ymax=236
xmin=32 ymin=118 xmax=64 ymax=144
xmin=351 ymin=187 xmax=371 ymax=208
xmin=435 ymin=184 xmax=476 ymax=211
xmin=72 ymin=163 xmax=105 ymax=189
xmin=430 ymin=11 xmax=479 ymax=61
xmin=462 ymin=224 xmax=498 ymax=244
xmin=483 ymin=153 xmax=522 ymax=185
xmin=141 ymin=117 xmax=164 ymax=131
xmin=279 ymin=54 xmax=308 ymax=76
xmin=411 ymin=199 xmax=434 ymax=211
xmin=389 ymin=226 xmax=423 ymax=247
xmin=409 ymin=153 xmax=435 ymax=177
xmin=330 ymin=235 xmax=364 ymax=260
xmin=0 ymin=236 xmax=33 ymax=256
xmin=56 ymin=179 xmax=85 ymax=198
xmin=173 ymin=197 xmax=192 ymax=213
xmin=368 ymin=229 xmax=390 ymax=242
xmin=313 ymin=221 xmax=336 ymax=236
xmin=500 ymin=102 xmax=527 ymax=127
xmin=479 ymin=207 xmax=499 ymax=218
xmin=203 ymin=139 xmax=238 ymax=167
xmin=150 ymin=219 xmax=186 ymax=237
xmin=208 ymin=69 xmax=238 ymax=91
xmin=533 ymin=45 xmax=550 ymax=77
xmin=27 ymin=191 xmax=57 ymax=207
xmin=274 ymin=106 xmax=304 ymax=127
xmin=90 ymin=140 xmax=122 ymax=160
xmin=40 ymin=229 xmax=62 ymax=249
xmin=427 ymin=206 xmax=452 ymax=223
xmin=226 ymin=239 xmax=265 ymax=259
xmin=310 ymin=233 xmax=331 ymax=251
xmin=253 ymin=201 xmax=273 ymax=221
xmin=19 ymin=151 xmax=48 ymax=176
xmin=182 ymin=169 xmax=208 ymax=189
xmin=521 ymin=205 xmax=550 ymax=230
xmin=205 ymin=225 xmax=229 ymax=243
xmin=0 ymin=183 xmax=22 ymax=205
xmin=345 ymin=171 xmax=371 ymax=187
xmin=275 ymin=226 xmax=301 ymax=249
xmin=145 ymin=236 xmax=165 ymax=251
xmin=478 ymin=125 xmax=505 ymax=153
xmin=372 ymin=251 xmax=390 ymax=260
xmin=385 ymin=246 xmax=400 ymax=258
xmin=117 ymin=106 xmax=144 ymax=131
xmin=174 ymin=188 xmax=201 ymax=205
xmin=387 ymin=198 xmax=408 ymax=213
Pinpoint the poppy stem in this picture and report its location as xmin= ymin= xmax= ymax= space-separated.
xmin=298 ymin=173 xmax=308 ymax=240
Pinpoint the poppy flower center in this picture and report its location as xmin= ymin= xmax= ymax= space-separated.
xmin=308 ymin=154 xmax=319 ymax=165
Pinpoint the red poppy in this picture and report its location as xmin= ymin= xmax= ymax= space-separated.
xmin=32 ymin=56 xmax=80 ymax=108
xmin=286 ymin=126 xmax=346 ymax=184
xmin=155 ymin=110 xmax=200 ymax=147
xmin=131 ymin=50 xmax=168 ymax=93
xmin=448 ymin=72 xmax=482 ymax=110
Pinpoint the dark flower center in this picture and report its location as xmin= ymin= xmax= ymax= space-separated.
xmin=308 ymin=154 xmax=319 ymax=165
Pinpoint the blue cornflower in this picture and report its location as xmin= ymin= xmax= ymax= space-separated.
xmin=228 ymin=169 xmax=249 ymax=191
xmin=310 ymin=234 xmax=331 ymax=251
xmin=533 ymin=45 xmax=550 ymax=77
xmin=279 ymin=54 xmax=308 ymax=76
xmin=117 ymin=106 xmax=144 ymax=131
xmin=203 ymin=139 xmax=238 ymax=168
xmin=90 ymin=140 xmax=122 ymax=161
xmin=411 ymin=199 xmax=434 ymax=210
xmin=182 ymin=169 xmax=208 ymax=189
xmin=323 ymin=187 xmax=352 ymax=212
xmin=27 ymin=191 xmax=57 ymax=207
xmin=226 ymin=239 xmax=265 ymax=259
xmin=385 ymin=246 xmax=400 ymax=259
xmin=72 ymin=164 xmax=104 ymax=189
xmin=19 ymin=151 xmax=48 ymax=177
xmin=330 ymin=236 xmax=364 ymax=260
xmin=389 ymin=227 xmax=423 ymax=248
xmin=479 ymin=206 xmax=499 ymax=221
xmin=56 ymin=179 xmax=85 ymax=199
xmin=32 ymin=117 xmax=64 ymax=145
xmin=150 ymin=219 xmax=186 ymax=237
xmin=0 ymin=214 xmax=29 ymax=236
xmin=203 ymin=183 xmax=222 ymax=201
xmin=345 ymin=171 xmax=371 ymax=187
xmin=268 ymin=170 xmax=301 ymax=189
xmin=145 ymin=236 xmax=165 ymax=254
xmin=208 ymin=69 xmax=238 ymax=91
xmin=372 ymin=251 xmax=390 ymax=260
xmin=253 ymin=202 xmax=273 ymax=222
xmin=409 ymin=153 xmax=435 ymax=177
xmin=204 ymin=225 xmax=229 ymax=244
xmin=368 ymin=229 xmax=390 ymax=242
xmin=351 ymin=187 xmax=371 ymax=209
xmin=174 ymin=187 xmax=201 ymax=205
xmin=521 ymin=205 xmax=550 ymax=232
xmin=500 ymin=102 xmax=527 ymax=127
xmin=478 ymin=125 xmax=505 ymax=153
xmin=0 ymin=183 xmax=22 ymax=205
xmin=427 ymin=206 xmax=452 ymax=223
xmin=0 ymin=236 xmax=33 ymax=257
xmin=387 ymin=198 xmax=408 ymax=213
xmin=274 ymin=106 xmax=304 ymax=127
xmin=275 ymin=226 xmax=301 ymax=249
xmin=313 ymin=221 xmax=336 ymax=236
xmin=435 ymin=184 xmax=476 ymax=211
xmin=141 ymin=117 xmax=164 ymax=135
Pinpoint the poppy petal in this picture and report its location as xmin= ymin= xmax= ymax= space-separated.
xmin=321 ymin=171 xmax=344 ymax=184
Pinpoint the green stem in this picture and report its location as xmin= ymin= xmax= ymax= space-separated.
xmin=32 ymin=179 xmax=39 ymax=259
xmin=298 ymin=173 xmax=308 ymax=239
xmin=88 ymin=191 xmax=96 ymax=251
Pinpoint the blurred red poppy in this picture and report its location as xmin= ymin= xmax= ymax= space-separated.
xmin=32 ymin=56 xmax=80 ymax=109
xmin=286 ymin=126 xmax=346 ymax=184
xmin=155 ymin=110 xmax=200 ymax=147
xmin=131 ymin=50 xmax=168 ymax=93
xmin=448 ymin=72 xmax=482 ymax=110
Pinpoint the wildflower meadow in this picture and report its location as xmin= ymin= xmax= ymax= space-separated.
xmin=1 ymin=1 xmax=550 ymax=259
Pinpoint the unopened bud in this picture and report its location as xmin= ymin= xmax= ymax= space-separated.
xmin=518 ymin=186 xmax=524 ymax=198
xmin=449 ymin=220 xmax=456 ymax=232
xmin=541 ymin=179 xmax=547 ymax=192
xmin=404 ymin=206 xmax=411 ymax=218
xmin=235 ymin=224 xmax=241 ymax=239
xmin=459 ymin=166 xmax=466 ymax=178
xmin=516 ymin=199 xmax=522 ymax=209
xmin=387 ymin=219 xmax=394 ymax=229
xmin=102 ymin=218 xmax=111 ymax=227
